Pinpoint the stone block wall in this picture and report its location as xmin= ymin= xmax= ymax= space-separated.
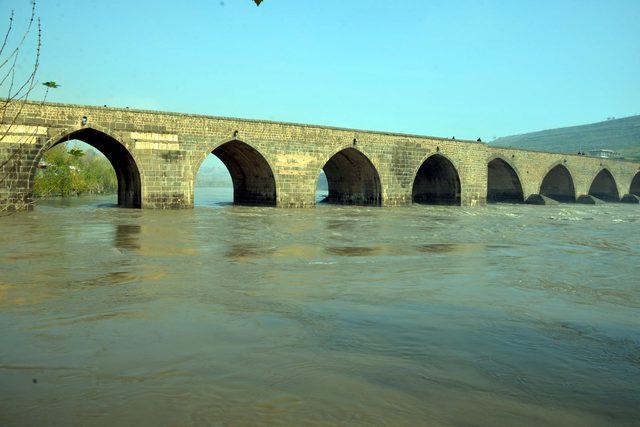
xmin=489 ymin=147 xmax=639 ymax=201
xmin=1 ymin=101 xmax=639 ymax=211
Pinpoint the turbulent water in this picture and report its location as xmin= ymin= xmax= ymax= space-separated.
xmin=1 ymin=187 xmax=639 ymax=426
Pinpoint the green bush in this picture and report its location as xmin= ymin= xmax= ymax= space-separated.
xmin=34 ymin=144 xmax=117 ymax=197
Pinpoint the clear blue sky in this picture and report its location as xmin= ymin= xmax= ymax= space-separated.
xmin=4 ymin=0 xmax=640 ymax=140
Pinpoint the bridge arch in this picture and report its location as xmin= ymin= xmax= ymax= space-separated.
xmin=31 ymin=127 xmax=142 ymax=208
xmin=487 ymin=157 xmax=524 ymax=203
xmin=315 ymin=146 xmax=381 ymax=206
xmin=412 ymin=153 xmax=461 ymax=205
xmin=630 ymin=172 xmax=640 ymax=196
xmin=195 ymin=139 xmax=277 ymax=206
xmin=588 ymin=168 xmax=620 ymax=202
xmin=539 ymin=163 xmax=576 ymax=202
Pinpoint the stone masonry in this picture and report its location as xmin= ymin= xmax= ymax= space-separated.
xmin=1 ymin=101 xmax=639 ymax=210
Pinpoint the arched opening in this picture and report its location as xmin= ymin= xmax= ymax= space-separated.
xmin=316 ymin=170 xmax=329 ymax=203
xmin=195 ymin=140 xmax=276 ymax=206
xmin=412 ymin=154 xmax=461 ymax=205
xmin=588 ymin=169 xmax=619 ymax=202
xmin=195 ymin=154 xmax=233 ymax=205
xmin=540 ymin=164 xmax=575 ymax=202
xmin=487 ymin=158 xmax=524 ymax=203
xmin=316 ymin=148 xmax=381 ymax=206
xmin=630 ymin=172 xmax=640 ymax=196
xmin=33 ymin=128 xmax=141 ymax=208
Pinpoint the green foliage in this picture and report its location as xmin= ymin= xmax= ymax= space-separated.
xmin=68 ymin=147 xmax=84 ymax=158
xmin=42 ymin=81 xmax=61 ymax=89
xmin=34 ymin=144 xmax=117 ymax=198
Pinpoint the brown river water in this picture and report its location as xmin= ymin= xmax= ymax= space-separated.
xmin=1 ymin=187 xmax=639 ymax=426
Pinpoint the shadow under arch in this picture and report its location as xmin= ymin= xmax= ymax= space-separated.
xmin=208 ymin=139 xmax=277 ymax=206
xmin=539 ymin=163 xmax=576 ymax=202
xmin=487 ymin=157 xmax=524 ymax=203
xmin=588 ymin=168 xmax=620 ymax=202
xmin=316 ymin=147 xmax=381 ymax=206
xmin=32 ymin=127 xmax=142 ymax=208
xmin=412 ymin=153 xmax=461 ymax=205
xmin=630 ymin=172 xmax=640 ymax=196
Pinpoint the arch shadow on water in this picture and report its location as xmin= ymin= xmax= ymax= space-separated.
xmin=32 ymin=128 xmax=142 ymax=208
xmin=315 ymin=147 xmax=381 ymax=206
xmin=412 ymin=154 xmax=461 ymax=205
xmin=487 ymin=158 xmax=524 ymax=203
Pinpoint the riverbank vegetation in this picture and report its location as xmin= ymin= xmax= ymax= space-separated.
xmin=34 ymin=144 xmax=117 ymax=197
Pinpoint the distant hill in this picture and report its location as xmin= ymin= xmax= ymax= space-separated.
xmin=196 ymin=164 xmax=232 ymax=187
xmin=491 ymin=115 xmax=640 ymax=160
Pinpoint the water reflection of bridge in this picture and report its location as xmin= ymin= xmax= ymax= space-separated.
xmin=2 ymin=101 xmax=639 ymax=210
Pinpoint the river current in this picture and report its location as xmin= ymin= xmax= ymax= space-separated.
xmin=1 ymin=188 xmax=639 ymax=426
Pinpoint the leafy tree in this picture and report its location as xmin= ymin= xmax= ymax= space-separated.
xmin=68 ymin=147 xmax=84 ymax=159
xmin=34 ymin=144 xmax=116 ymax=198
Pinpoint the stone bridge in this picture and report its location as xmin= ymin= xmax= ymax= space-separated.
xmin=1 ymin=101 xmax=639 ymax=210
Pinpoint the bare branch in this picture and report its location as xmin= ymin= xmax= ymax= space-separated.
xmin=0 ymin=10 xmax=14 ymax=59
xmin=1 ymin=1 xmax=46 ymax=213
